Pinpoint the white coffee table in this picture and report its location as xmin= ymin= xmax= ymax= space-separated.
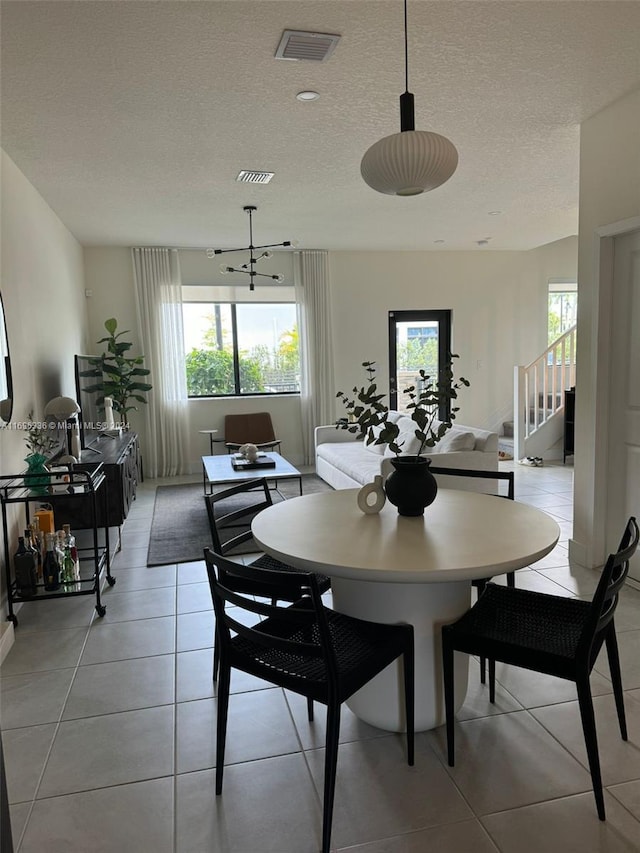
xmin=201 ymin=451 xmax=302 ymax=496
xmin=252 ymin=488 xmax=560 ymax=731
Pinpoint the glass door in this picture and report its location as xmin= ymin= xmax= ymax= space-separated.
xmin=388 ymin=310 xmax=452 ymax=415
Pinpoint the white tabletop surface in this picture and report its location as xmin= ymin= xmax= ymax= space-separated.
xmin=252 ymin=487 xmax=560 ymax=583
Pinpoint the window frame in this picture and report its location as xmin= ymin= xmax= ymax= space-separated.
xmin=183 ymin=298 xmax=301 ymax=399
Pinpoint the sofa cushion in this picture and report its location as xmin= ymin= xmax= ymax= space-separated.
xmin=434 ymin=429 xmax=476 ymax=453
xmin=316 ymin=442 xmax=384 ymax=485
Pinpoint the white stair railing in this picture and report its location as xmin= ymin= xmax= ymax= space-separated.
xmin=514 ymin=325 xmax=576 ymax=460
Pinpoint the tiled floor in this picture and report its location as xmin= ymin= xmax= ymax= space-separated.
xmin=2 ymin=462 xmax=640 ymax=852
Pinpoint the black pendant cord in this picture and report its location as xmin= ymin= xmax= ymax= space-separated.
xmin=399 ymin=0 xmax=415 ymax=131
xmin=404 ymin=0 xmax=409 ymax=93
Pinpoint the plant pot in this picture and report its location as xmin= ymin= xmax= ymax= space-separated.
xmin=384 ymin=456 xmax=438 ymax=517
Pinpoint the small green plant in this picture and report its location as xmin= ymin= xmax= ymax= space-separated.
xmin=24 ymin=411 xmax=58 ymax=457
xmin=336 ymin=354 xmax=470 ymax=457
xmin=81 ymin=318 xmax=152 ymax=423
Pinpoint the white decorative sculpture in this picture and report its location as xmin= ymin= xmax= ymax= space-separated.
xmin=239 ymin=443 xmax=259 ymax=462
xmin=104 ymin=396 xmax=115 ymax=429
xmin=357 ymin=475 xmax=387 ymax=515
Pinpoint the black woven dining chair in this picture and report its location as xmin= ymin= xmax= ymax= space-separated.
xmin=430 ymin=466 xmax=516 ymax=682
xmin=204 ymin=478 xmax=330 ymax=681
xmin=204 ymin=548 xmax=415 ymax=853
xmin=441 ymin=516 xmax=639 ymax=821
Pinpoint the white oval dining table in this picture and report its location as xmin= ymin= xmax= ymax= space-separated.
xmin=252 ymin=487 xmax=560 ymax=732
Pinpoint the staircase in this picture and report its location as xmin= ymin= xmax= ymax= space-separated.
xmin=512 ymin=325 xmax=576 ymax=461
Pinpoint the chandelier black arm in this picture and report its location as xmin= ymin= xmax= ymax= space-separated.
xmin=220 ymin=267 xmax=282 ymax=280
xmin=212 ymin=241 xmax=292 ymax=255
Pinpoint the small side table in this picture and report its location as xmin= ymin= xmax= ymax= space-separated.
xmin=199 ymin=429 xmax=220 ymax=455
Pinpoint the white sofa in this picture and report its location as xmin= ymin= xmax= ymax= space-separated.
xmin=315 ymin=411 xmax=499 ymax=492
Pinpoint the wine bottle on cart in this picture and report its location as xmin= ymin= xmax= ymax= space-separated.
xmin=14 ymin=536 xmax=37 ymax=596
xmin=42 ymin=532 xmax=61 ymax=591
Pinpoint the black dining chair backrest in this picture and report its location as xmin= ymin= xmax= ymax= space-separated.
xmin=205 ymin=547 xmax=415 ymax=853
xmin=441 ymin=515 xmax=639 ymax=822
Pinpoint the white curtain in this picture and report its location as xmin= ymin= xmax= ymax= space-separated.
xmin=132 ymin=248 xmax=190 ymax=478
xmin=294 ymin=250 xmax=335 ymax=465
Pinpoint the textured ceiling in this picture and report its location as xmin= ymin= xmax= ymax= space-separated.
xmin=2 ymin=1 xmax=640 ymax=251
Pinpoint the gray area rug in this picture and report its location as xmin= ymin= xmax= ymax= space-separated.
xmin=147 ymin=474 xmax=332 ymax=566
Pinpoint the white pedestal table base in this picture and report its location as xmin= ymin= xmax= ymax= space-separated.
xmin=331 ymin=576 xmax=471 ymax=732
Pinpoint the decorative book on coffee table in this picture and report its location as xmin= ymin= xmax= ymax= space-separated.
xmin=231 ymin=456 xmax=276 ymax=471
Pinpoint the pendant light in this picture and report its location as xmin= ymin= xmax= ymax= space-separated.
xmin=360 ymin=0 xmax=458 ymax=196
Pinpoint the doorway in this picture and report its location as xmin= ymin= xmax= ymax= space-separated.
xmin=388 ymin=310 xmax=451 ymax=415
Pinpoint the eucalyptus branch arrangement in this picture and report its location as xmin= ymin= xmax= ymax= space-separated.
xmin=336 ymin=355 xmax=470 ymax=457
xmin=24 ymin=411 xmax=58 ymax=458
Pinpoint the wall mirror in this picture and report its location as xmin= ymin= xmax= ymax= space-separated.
xmin=0 ymin=292 xmax=14 ymax=425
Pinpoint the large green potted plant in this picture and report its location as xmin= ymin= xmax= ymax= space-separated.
xmin=81 ymin=318 xmax=152 ymax=425
xmin=335 ymin=355 xmax=470 ymax=516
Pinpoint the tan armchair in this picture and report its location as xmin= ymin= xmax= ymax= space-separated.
xmin=224 ymin=412 xmax=281 ymax=454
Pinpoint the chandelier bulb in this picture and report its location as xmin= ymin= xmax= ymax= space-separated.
xmin=273 ymin=274 xmax=285 ymax=284
xmin=262 ymin=250 xmax=273 ymax=260
xmin=219 ymin=264 xmax=231 ymax=275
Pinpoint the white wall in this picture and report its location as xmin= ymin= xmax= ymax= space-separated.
xmin=0 ymin=150 xmax=87 ymax=612
xmin=573 ymin=87 xmax=640 ymax=568
xmin=328 ymin=238 xmax=577 ymax=434
xmin=84 ymin=238 xmax=577 ymax=472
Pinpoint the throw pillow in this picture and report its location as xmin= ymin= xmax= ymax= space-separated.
xmin=364 ymin=424 xmax=385 ymax=455
xmin=434 ymin=430 xmax=476 ymax=453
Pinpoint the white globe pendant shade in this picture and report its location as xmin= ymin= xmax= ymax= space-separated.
xmin=360 ymin=129 xmax=459 ymax=196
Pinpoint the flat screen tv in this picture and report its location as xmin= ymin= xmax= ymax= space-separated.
xmin=74 ymin=354 xmax=105 ymax=450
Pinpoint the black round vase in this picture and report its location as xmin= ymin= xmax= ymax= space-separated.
xmin=384 ymin=456 xmax=438 ymax=517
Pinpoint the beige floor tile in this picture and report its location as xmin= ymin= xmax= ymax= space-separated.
xmin=63 ymin=654 xmax=175 ymax=718
xmin=609 ymin=779 xmax=640 ymax=819
xmin=0 ymin=626 xmax=87 ymax=675
xmin=80 ymin=614 xmax=176 ymax=664
xmin=38 ymin=705 xmax=174 ymax=797
xmin=306 ymin=735 xmax=473 ymax=849
xmin=96 ymin=585 xmax=176 ymax=623
xmin=285 ymin=689 xmax=390 ymax=749
xmin=176 ymin=608 xmax=214 ymax=651
xmin=176 ymin=757 xmax=321 ymax=853
xmin=101 ymin=563 xmax=176 ymax=591
xmin=337 ymin=819 xmax=500 ymax=852
xmin=427 ymin=709 xmax=593 ymax=815
xmin=176 ymin=580 xmax=211 ymax=613
xmin=176 ymin=559 xmax=207 ymax=584
xmin=19 ymin=778 xmax=174 ymax=853
xmin=9 ymin=595 xmax=96 ymax=633
xmin=0 ymin=668 xmax=75 ymax=728
xmin=593 ymin=629 xmax=640 ymax=689
xmin=176 ymin=687 xmax=300 ymax=773
xmin=481 ymin=791 xmax=640 ymax=852
xmin=492 ymin=660 xmax=613 ymax=710
xmin=537 ymin=563 xmax=603 ymax=595
xmin=3 ymin=723 xmax=56 ymax=803
xmin=530 ymin=691 xmax=640 ymax=786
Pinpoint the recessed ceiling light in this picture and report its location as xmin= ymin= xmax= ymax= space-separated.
xmin=488 ymin=210 xmax=502 ymax=216
xmin=433 ymin=239 xmax=445 ymax=244
xmin=476 ymin=239 xmax=490 ymax=246
xmin=296 ymin=90 xmax=320 ymax=101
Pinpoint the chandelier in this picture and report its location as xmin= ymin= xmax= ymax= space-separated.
xmin=360 ymin=0 xmax=458 ymax=196
xmin=207 ymin=206 xmax=295 ymax=290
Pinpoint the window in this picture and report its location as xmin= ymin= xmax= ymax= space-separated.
xmin=182 ymin=294 xmax=300 ymax=397
xmin=548 ymin=281 xmax=577 ymax=345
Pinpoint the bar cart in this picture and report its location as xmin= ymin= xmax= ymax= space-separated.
xmin=1 ymin=465 xmax=114 ymax=626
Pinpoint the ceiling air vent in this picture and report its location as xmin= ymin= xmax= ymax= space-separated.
xmin=275 ymin=30 xmax=341 ymax=62
xmin=236 ymin=170 xmax=275 ymax=185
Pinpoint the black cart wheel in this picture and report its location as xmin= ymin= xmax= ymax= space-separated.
xmin=8 ymin=614 xmax=18 ymax=627
xmin=96 ymin=604 xmax=106 ymax=617
xmin=107 ymin=576 xmax=116 ymax=587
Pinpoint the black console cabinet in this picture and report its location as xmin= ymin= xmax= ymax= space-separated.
xmin=563 ymin=388 xmax=575 ymax=463
xmin=74 ymin=432 xmax=141 ymax=529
